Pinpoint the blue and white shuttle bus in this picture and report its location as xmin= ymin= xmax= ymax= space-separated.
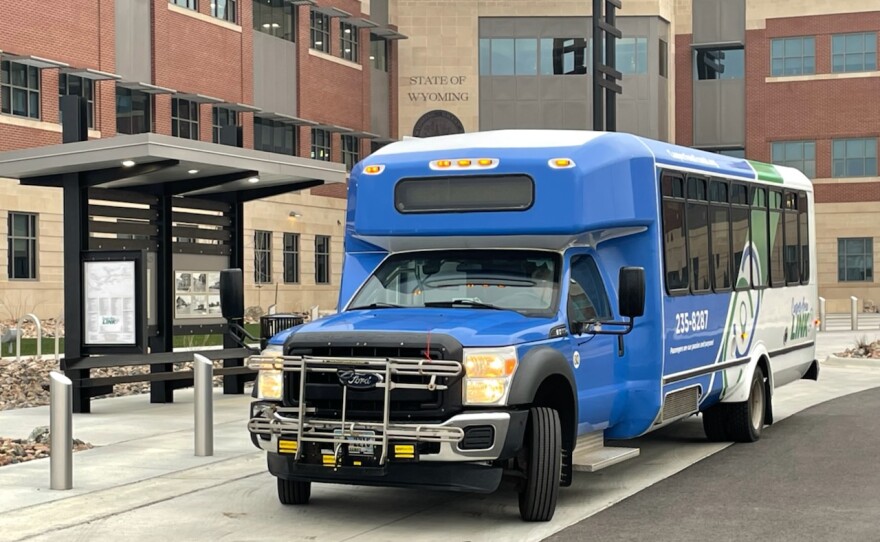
xmin=244 ymin=130 xmax=818 ymax=521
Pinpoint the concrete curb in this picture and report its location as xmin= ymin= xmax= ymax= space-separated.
xmin=823 ymin=354 xmax=880 ymax=369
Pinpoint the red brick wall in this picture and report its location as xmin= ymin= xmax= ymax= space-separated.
xmin=815 ymin=182 xmax=880 ymax=203
xmin=744 ymin=12 xmax=880 ymax=174
xmin=674 ymin=34 xmax=693 ymax=146
xmin=0 ymin=0 xmax=116 ymax=148
xmin=152 ymin=0 xmax=254 ymax=147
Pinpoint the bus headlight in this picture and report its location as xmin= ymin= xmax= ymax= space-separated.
xmin=462 ymin=347 xmax=518 ymax=406
xmin=253 ymin=345 xmax=284 ymax=401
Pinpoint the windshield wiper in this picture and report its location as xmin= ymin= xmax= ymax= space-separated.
xmin=424 ymin=300 xmax=504 ymax=310
xmin=348 ymin=302 xmax=404 ymax=310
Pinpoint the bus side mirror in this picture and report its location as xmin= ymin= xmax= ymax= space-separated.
xmin=619 ymin=267 xmax=645 ymax=319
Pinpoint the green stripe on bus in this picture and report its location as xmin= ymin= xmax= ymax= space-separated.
xmin=748 ymin=161 xmax=783 ymax=184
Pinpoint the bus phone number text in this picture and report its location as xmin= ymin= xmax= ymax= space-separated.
xmin=674 ymin=310 xmax=709 ymax=335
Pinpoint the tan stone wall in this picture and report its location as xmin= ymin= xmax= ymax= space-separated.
xmin=0 ymin=177 xmax=347 ymax=322
xmin=0 ymin=179 xmax=65 ymax=319
xmin=396 ymin=0 xmax=671 ymax=137
xmin=243 ymin=190 xmax=347 ymax=315
xmin=815 ymin=201 xmax=880 ymax=313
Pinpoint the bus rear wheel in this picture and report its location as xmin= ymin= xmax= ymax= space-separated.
xmin=702 ymin=366 xmax=767 ymax=443
xmin=518 ymin=407 xmax=562 ymax=522
xmin=277 ymin=477 xmax=311 ymax=505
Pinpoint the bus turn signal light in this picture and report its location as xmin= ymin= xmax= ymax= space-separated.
xmin=364 ymin=165 xmax=385 ymax=174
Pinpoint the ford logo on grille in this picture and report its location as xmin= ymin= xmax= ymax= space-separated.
xmin=337 ymin=369 xmax=384 ymax=390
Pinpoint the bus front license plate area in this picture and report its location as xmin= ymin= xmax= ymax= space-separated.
xmin=334 ymin=429 xmax=376 ymax=457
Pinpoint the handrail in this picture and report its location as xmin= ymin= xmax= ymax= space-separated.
xmin=55 ymin=314 xmax=64 ymax=363
xmin=16 ymin=313 xmax=42 ymax=362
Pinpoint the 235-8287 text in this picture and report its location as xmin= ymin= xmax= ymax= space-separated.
xmin=674 ymin=310 xmax=709 ymax=335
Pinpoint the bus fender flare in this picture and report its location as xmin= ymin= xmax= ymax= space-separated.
xmin=720 ymin=343 xmax=774 ymax=404
xmin=507 ymin=346 xmax=578 ymax=437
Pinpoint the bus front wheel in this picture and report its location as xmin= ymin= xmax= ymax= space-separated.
xmin=702 ymin=365 xmax=767 ymax=443
xmin=277 ymin=477 xmax=311 ymax=505
xmin=518 ymin=407 xmax=562 ymax=522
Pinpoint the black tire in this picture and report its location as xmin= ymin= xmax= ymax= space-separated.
xmin=277 ymin=477 xmax=311 ymax=505
xmin=702 ymin=366 xmax=767 ymax=443
xmin=702 ymin=406 xmax=729 ymax=442
xmin=518 ymin=407 xmax=562 ymax=522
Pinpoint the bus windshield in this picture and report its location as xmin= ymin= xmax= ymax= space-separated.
xmin=348 ymin=250 xmax=560 ymax=317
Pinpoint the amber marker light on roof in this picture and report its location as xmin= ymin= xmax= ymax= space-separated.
xmin=457 ymin=159 xmax=472 ymax=167
xmin=364 ymin=165 xmax=385 ymax=175
xmin=548 ymin=158 xmax=576 ymax=169
xmin=436 ymin=160 xmax=452 ymax=168
xmin=478 ymin=159 xmax=494 ymax=166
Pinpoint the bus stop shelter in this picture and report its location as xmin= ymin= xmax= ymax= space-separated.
xmin=0 ymin=133 xmax=348 ymax=412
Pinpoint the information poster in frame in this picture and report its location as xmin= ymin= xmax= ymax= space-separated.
xmin=175 ymin=270 xmax=222 ymax=319
xmin=82 ymin=250 xmax=147 ymax=354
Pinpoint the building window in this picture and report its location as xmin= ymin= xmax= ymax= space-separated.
xmin=539 ymin=38 xmax=588 ymax=75
xmin=253 ymin=0 xmax=295 ymax=41
xmin=254 ymin=117 xmax=296 ymax=155
xmin=340 ymin=22 xmax=359 ymax=62
xmin=168 ymin=0 xmax=199 ymax=11
xmin=58 ymin=74 xmax=94 ymax=129
xmin=310 ymin=10 xmax=330 ymax=53
xmin=832 ymin=138 xmax=877 ymax=178
xmin=212 ymin=106 xmax=238 ymax=144
xmin=283 ymin=233 xmax=299 ymax=284
xmin=370 ymin=36 xmax=387 ymax=70
xmin=116 ymin=87 xmax=152 ymax=134
xmin=315 ymin=235 xmax=330 ymax=284
xmin=8 ymin=212 xmax=37 ymax=280
xmin=254 ymin=230 xmax=272 ymax=284
xmin=211 ymin=0 xmax=236 ymax=22
xmin=694 ymin=47 xmax=745 ymax=80
xmin=170 ymin=0 xmax=197 ymax=10
xmin=311 ymin=128 xmax=331 ymax=161
xmin=659 ymin=38 xmax=668 ymax=78
xmin=1 ymin=60 xmax=40 ymax=119
xmin=341 ymin=135 xmax=359 ymax=171
xmin=838 ymin=238 xmax=873 ymax=282
xmin=772 ymin=141 xmax=816 ymax=179
xmin=172 ymin=98 xmax=199 ymax=140
xmin=714 ymin=148 xmax=745 ymax=158
xmin=770 ymin=36 xmax=815 ymax=76
xmin=832 ymin=32 xmax=877 ymax=73
xmin=616 ymin=37 xmax=648 ymax=75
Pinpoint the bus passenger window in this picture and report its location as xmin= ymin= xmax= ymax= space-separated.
xmin=567 ymin=255 xmax=612 ymax=328
xmin=798 ymin=193 xmax=810 ymax=283
xmin=769 ymin=190 xmax=784 ymax=287
xmin=784 ymin=192 xmax=800 ymax=284
xmin=661 ymin=172 xmax=688 ymax=292
xmin=731 ymin=183 xmax=750 ymax=289
xmin=750 ymin=187 xmax=769 ymax=288
xmin=710 ymin=180 xmax=731 ymax=290
xmin=687 ymin=176 xmax=710 ymax=292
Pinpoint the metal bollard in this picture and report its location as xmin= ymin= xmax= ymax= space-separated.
xmin=818 ymin=297 xmax=826 ymax=332
xmin=194 ymin=353 xmax=213 ymax=457
xmin=50 ymin=371 xmax=73 ymax=490
xmin=851 ymin=296 xmax=859 ymax=331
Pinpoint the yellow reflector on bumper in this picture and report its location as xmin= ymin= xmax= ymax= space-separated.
xmin=278 ymin=440 xmax=298 ymax=454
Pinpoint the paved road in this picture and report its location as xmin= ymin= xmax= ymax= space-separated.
xmin=549 ymin=387 xmax=880 ymax=542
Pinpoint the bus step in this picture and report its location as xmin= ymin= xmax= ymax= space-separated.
xmin=571 ymin=431 xmax=640 ymax=473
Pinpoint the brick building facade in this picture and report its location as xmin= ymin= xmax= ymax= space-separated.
xmin=0 ymin=0 xmax=402 ymax=319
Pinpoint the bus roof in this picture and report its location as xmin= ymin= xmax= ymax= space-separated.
xmin=368 ymin=130 xmax=813 ymax=191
